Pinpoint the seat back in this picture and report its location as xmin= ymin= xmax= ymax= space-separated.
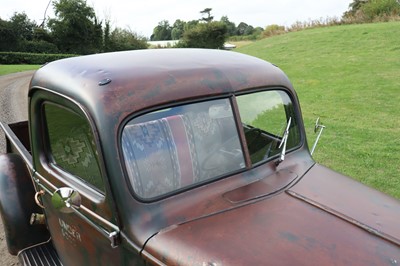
xmin=122 ymin=115 xmax=198 ymax=198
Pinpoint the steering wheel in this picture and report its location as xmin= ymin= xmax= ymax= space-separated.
xmin=244 ymin=127 xmax=262 ymax=148
xmin=245 ymin=127 xmax=278 ymax=161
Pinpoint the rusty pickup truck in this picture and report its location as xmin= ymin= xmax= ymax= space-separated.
xmin=0 ymin=49 xmax=399 ymax=265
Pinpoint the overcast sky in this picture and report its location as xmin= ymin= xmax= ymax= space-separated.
xmin=0 ymin=0 xmax=352 ymax=38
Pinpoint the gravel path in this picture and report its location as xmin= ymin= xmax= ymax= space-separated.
xmin=0 ymin=71 xmax=34 ymax=265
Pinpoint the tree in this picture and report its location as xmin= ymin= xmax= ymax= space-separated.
xmin=151 ymin=20 xmax=172 ymax=41
xmin=108 ymin=27 xmax=148 ymax=51
xmin=33 ymin=27 xmax=53 ymax=42
xmin=10 ymin=12 xmax=36 ymax=41
xmin=48 ymin=0 xmax=103 ymax=54
xmin=244 ymin=25 xmax=254 ymax=35
xmin=180 ymin=21 xmax=227 ymax=49
xmin=361 ymin=0 xmax=400 ymax=20
xmin=171 ymin=19 xmax=186 ymax=40
xmin=236 ymin=22 xmax=249 ymax=35
xmin=0 ymin=18 xmax=18 ymax=51
xmin=0 ymin=12 xmax=56 ymax=53
xmin=200 ymin=8 xmax=214 ymax=23
xmin=344 ymin=0 xmax=400 ymax=20
xmin=343 ymin=0 xmax=368 ymax=18
xmin=220 ymin=16 xmax=236 ymax=36
xmin=185 ymin=20 xmax=199 ymax=31
xmin=103 ymin=19 xmax=112 ymax=52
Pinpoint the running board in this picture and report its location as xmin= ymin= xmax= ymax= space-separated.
xmin=18 ymin=241 xmax=63 ymax=266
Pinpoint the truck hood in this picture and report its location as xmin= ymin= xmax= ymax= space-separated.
xmin=142 ymin=164 xmax=400 ymax=265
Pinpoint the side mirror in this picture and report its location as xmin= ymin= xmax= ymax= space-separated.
xmin=310 ymin=117 xmax=326 ymax=155
xmin=51 ymin=187 xmax=81 ymax=214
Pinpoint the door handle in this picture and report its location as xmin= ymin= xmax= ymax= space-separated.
xmin=34 ymin=190 xmax=45 ymax=209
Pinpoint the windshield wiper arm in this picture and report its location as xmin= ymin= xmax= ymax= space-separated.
xmin=276 ymin=117 xmax=291 ymax=166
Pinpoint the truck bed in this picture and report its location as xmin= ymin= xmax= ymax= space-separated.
xmin=0 ymin=120 xmax=32 ymax=171
xmin=6 ymin=121 xmax=30 ymax=153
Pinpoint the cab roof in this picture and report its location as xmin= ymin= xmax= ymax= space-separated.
xmin=30 ymin=48 xmax=294 ymax=125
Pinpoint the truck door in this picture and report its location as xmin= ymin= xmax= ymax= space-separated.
xmin=29 ymin=93 xmax=132 ymax=265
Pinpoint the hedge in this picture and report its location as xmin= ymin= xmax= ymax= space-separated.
xmin=0 ymin=52 xmax=78 ymax=65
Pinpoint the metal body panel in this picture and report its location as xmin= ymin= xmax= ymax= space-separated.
xmin=0 ymin=48 xmax=394 ymax=264
xmin=143 ymin=190 xmax=400 ymax=265
xmin=289 ymin=164 xmax=400 ymax=246
xmin=142 ymin=163 xmax=400 ymax=264
xmin=0 ymin=154 xmax=50 ymax=255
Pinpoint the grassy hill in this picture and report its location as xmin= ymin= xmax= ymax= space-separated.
xmin=237 ymin=22 xmax=400 ymax=198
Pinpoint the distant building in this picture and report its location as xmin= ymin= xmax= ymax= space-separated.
xmin=147 ymin=40 xmax=236 ymax=50
xmin=148 ymin=40 xmax=180 ymax=48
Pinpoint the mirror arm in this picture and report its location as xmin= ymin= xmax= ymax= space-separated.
xmin=48 ymin=187 xmax=120 ymax=248
xmin=311 ymin=118 xmax=326 ymax=155
xmin=71 ymin=205 xmax=120 ymax=248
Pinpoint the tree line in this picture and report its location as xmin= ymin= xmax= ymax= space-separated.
xmin=0 ymin=0 xmax=148 ymax=55
xmin=150 ymin=9 xmax=263 ymax=42
xmin=1 ymin=0 xmax=399 ymax=55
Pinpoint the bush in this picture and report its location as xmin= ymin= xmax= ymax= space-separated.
xmin=0 ymin=52 xmax=77 ymax=64
xmin=343 ymin=0 xmax=400 ymax=23
xmin=18 ymin=40 xmax=59 ymax=54
xmin=180 ymin=22 xmax=227 ymax=49
xmin=228 ymin=34 xmax=262 ymax=41
xmin=263 ymin=24 xmax=286 ymax=37
xmin=361 ymin=0 xmax=400 ymax=21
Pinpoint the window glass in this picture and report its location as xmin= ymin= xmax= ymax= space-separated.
xmin=121 ymin=99 xmax=245 ymax=199
xmin=45 ymin=104 xmax=104 ymax=191
xmin=237 ymin=90 xmax=300 ymax=164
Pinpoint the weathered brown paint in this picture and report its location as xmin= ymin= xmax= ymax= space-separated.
xmin=0 ymin=49 xmax=397 ymax=265
xmin=289 ymin=164 xmax=400 ymax=246
xmin=143 ymin=192 xmax=400 ymax=265
xmin=0 ymin=154 xmax=49 ymax=255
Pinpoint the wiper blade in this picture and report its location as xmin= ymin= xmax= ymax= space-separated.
xmin=276 ymin=117 xmax=291 ymax=166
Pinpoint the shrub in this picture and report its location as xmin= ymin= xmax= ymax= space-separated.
xmin=180 ymin=22 xmax=227 ymax=49
xmin=361 ymin=0 xmax=400 ymax=21
xmin=0 ymin=52 xmax=77 ymax=64
xmin=18 ymin=40 xmax=59 ymax=54
xmin=263 ymin=24 xmax=286 ymax=37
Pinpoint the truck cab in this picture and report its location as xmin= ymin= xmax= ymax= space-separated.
xmin=1 ymin=49 xmax=399 ymax=265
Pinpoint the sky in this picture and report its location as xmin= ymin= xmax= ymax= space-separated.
xmin=0 ymin=0 xmax=353 ymax=38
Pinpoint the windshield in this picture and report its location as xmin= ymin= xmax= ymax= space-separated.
xmin=121 ymin=90 xmax=301 ymax=200
xmin=236 ymin=90 xmax=300 ymax=165
xmin=121 ymin=99 xmax=245 ymax=199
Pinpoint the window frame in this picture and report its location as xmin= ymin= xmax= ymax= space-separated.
xmin=119 ymin=87 xmax=304 ymax=202
xmin=235 ymin=88 xmax=302 ymax=167
xmin=119 ymin=96 xmax=247 ymax=201
xmin=41 ymin=100 xmax=106 ymax=196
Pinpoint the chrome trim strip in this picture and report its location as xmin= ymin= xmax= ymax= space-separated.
xmin=34 ymin=172 xmax=120 ymax=247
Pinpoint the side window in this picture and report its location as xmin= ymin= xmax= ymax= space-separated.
xmin=237 ymin=90 xmax=300 ymax=164
xmin=44 ymin=104 xmax=105 ymax=192
xmin=121 ymin=99 xmax=245 ymax=199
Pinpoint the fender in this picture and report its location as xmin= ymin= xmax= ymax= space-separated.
xmin=0 ymin=153 xmax=50 ymax=255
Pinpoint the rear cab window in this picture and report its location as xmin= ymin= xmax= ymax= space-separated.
xmin=121 ymin=89 xmax=301 ymax=200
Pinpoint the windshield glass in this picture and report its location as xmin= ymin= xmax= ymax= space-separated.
xmin=236 ymin=90 xmax=300 ymax=164
xmin=121 ymin=90 xmax=301 ymax=200
xmin=121 ymin=99 xmax=245 ymax=199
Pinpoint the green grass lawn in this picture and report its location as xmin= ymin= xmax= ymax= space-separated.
xmin=1 ymin=23 xmax=399 ymax=198
xmin=0 ymin=65 xmax=40 ymax=76
xmin=237 ymin=22 xmax=400 ymax=199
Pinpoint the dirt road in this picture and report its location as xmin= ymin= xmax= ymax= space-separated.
xmin=0 ymin=71 xmax=34 ymax=265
